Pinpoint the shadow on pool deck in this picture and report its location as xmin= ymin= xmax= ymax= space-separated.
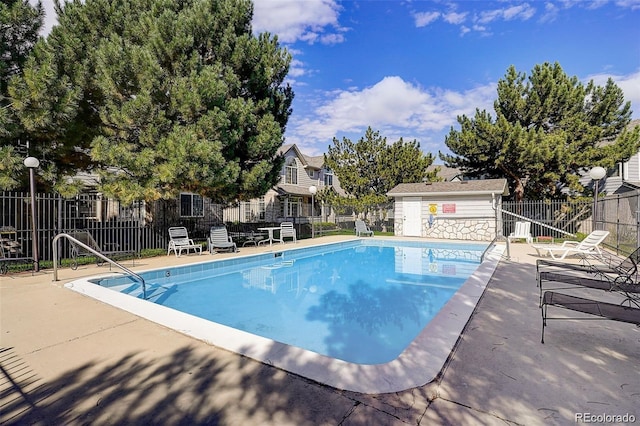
xmin=1 ymin=237 xmax=639 ymax=425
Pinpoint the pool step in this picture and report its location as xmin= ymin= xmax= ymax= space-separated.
xmin=102 ymin=281 xmax=177 ymax=302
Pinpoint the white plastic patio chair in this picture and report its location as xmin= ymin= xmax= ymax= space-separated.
xmin=278 ymin=222 xmax=297 ymax=243
xmin=208 ymin=226 xmax=237 ymax=254
xmin=507 ymin=221 xmax=533 ymax=244
xmin=355 ymin=220 xmax=374 ymax=237
xmin=167 ymin=227 xmax=202 ymax=257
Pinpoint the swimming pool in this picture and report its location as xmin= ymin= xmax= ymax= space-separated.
xmin=66 ymin=238 xmax=504 ymax=393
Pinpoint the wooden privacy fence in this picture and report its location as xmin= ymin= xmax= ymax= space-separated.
xmin=596 ymin=191 xmax=640 ymax=255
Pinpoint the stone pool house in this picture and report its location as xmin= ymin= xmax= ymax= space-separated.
xmin=387 ymin=179 xmax=509 ymax=241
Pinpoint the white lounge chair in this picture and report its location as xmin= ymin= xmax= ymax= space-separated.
xmin=355 ymin=220 xmax=374 ymax=237
xmin=208 ymin=226 xmax=237 ymax=253
xmin=167 ymin=227 xmax=202 ymax=257
xmin=507 ymin=221 xmax=533 ymax=243
xmin=531 ymin=230 xmax=610 ymax=260
xmin=279 ymin=222 xmax=296 ymax=243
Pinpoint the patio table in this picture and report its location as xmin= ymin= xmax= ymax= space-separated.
xmin=257 ymin=227 xmax=282 ymax=246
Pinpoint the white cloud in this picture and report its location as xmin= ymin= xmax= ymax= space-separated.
xmin=539 ymin=2 xmax=560 ymax=23
xmin=413 ymin=2 xmax=536 ymax=35
xmin=614 ymin=0 xmax=640 ymax=10
xmin=585 ymin=69 xmax=640 ymax=119
xmin=503 ymin=3 xmax=537 ymax=20
xmin=288 ymin=59 xmax=307 ymax=78
xmin=477 ymin=3 xmax=536 ymax=24
xmin=30 ymin=0 xmax=58 ymax=35
xmin=286 ymin=68 xmax=640 ymax=156
xmin=443 ymin=11 xmax=467 ymax=25
xmin=252 ymin=0 xmax=345 ymax=45
xmin=413 ymin=11 xmax=441 ymax=27
xmin=286 ymin=76 xmax=497 ymax=155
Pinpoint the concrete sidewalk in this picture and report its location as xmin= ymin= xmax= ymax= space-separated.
xmin=1 ymin=239 xmax=639 ymax=425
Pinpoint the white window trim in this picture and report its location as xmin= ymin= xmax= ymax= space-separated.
xmin=180 ymin=193 xmax=204 ymax=217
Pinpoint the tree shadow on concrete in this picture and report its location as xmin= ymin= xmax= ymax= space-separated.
xmin=430 ymin=260 xmax=640 ymax=425
xmin=1 ymin=339 xmax=439 ymax=426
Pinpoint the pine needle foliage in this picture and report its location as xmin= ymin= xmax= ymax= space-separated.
xmin=6 ymin=0 xmax=293 ymax=203
xmin=440 ymin=62 xmax=640 ymax=201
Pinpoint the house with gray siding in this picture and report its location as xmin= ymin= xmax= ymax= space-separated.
xmin=581 ymin=119 xmax=640 ymax=195
xmin=225 ymin=144 xmax=346 ymax=223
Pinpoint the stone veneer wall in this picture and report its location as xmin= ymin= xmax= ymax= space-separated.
xmin=424 ymin=218 xmax=495 ymax=241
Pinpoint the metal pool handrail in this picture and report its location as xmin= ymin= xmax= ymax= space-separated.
xmin=481 ymin=235 xmax=510 ymax=262
xmin=52 ymin=233 xmax=146 ymax=299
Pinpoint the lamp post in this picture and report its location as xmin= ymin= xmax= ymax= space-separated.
xmin=24 ymin=157 xmax=40 ymax=272
xmin=589 ymin=166 xmax=606 ymax=231
xmin=309 ymin=185 xmax=317 ymax=238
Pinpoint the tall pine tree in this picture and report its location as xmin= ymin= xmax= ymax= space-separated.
xmin=324 ymin=127 xmax=437 ymax=212
xmin=440 ymin=62 xmax=640 ymax=201
xmin=8 ymin=0 xmax=294 ymax=202
xmin=0 ymin=0 xmax=44 ymax=190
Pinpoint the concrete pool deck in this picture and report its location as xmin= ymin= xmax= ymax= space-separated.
xmin=2 ymin=236 xmax=639 ymax=425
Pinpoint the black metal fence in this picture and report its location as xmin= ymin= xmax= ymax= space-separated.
xmin=13 ymin=189 xmax=637 ymax=262
xmin=502 ymin=193 xmax=640 ymax=255
xmin=1 ymin=192 xmax=394 ymax=263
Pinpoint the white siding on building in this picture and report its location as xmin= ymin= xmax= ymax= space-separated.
xmin=422 ymin=195 xmax=495 ymax=218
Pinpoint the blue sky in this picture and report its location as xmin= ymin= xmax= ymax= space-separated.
xmin=36 ymin=0 xmax=640 ymax=161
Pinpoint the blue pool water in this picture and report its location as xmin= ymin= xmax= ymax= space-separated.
xmin=95 ymin=240 xmax=486 ymax=365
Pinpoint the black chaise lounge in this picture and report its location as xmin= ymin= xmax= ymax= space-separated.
xmin=537 ymin=270 xmax=640 ymax=307
xmin=536 ymin=247 xmax=640 ymax=307
xmin=536 ymin=247 xmax=640 ymax=287
xmin=541 ymin=291 xmax=640 ymax=343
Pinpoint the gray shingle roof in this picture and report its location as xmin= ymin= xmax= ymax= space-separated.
xmin=303 ymin=154 xmax=324 ymax=169
xmin=387 ymin=179 xmax=509 ymax=196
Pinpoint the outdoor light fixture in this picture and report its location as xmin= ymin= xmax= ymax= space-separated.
xmin=589 ymin=166 xmax=606 ymax=181
xmin=24 ymin=156 xmax=40 ymax=272
xmin=589 ymin=166 xmax=606 ymax=231
xmin=309 ymin=185 xmax=317 ymax=238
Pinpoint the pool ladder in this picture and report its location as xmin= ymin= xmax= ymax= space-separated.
xmin=52 ymin=233 xmax=147 ymax=299
xmin=481 ymin=235 xmax=510 ymax=262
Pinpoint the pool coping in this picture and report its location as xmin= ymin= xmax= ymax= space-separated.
xmin=64 ymin=239 xmax=505 ymax=394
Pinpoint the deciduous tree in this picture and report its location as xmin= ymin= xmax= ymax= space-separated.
xmin=440 ymin=62 xmax=640 ymax=201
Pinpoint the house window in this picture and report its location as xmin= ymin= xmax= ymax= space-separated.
xmin=259 ymin=197 xmax=265 ymax=220
xmin=284 ymin=158 xmax=298 ymax=184
xmin=609 ymin=165 xmax=620 ymax=177
xmin=285 ymin=197 xmax=301 ymax=217
xmin=243 ymin=197 xmax=265 ymax=221
xmin=324 ymin=169 xmax=333 ymax=186
xmin=180 ymin=193 xmax=203 ymax=217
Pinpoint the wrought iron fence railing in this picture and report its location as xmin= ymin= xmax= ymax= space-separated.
xmin=1 ymin=192 xmax=394 ymax=263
